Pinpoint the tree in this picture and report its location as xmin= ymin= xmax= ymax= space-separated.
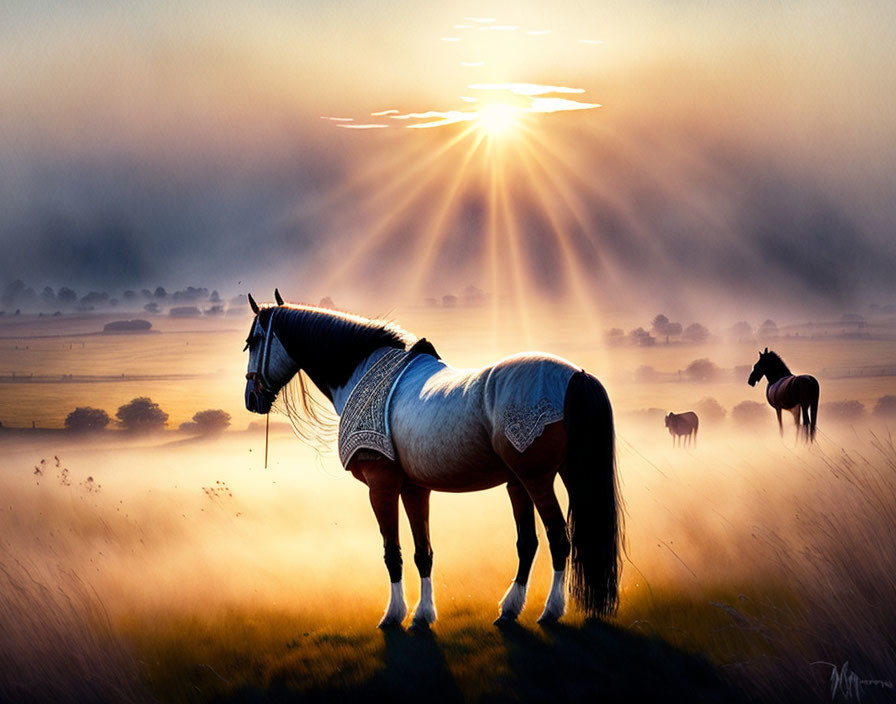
xmin=192 ymin=409 xmax=231 ymax=434
xmin=732 ymin=400 xmax=766 ymax=425
xmin=694 ymin=397 xmax=726 ymax=424
xmin=685 ymin=358 xmax=719 ymax=382
xmin=81 ymin=291 xmax=109 ymax=306
xmin=758 ymin=319 xmax=778 ymax=338
xmin=57 ymin=287 xmax=77 ymax=304
xmin=651 ymin=314 xmax=669 ymax=330
xmin=65 ymin=407 xmax=111 ymax=432
xmin=1 ymin=280 xmax=25 ymax=306
xmin=651 ymin=314 xmax=682 ymax=343
xmin=682 ymin=322 xmax=710 ymax=343
xmin=729 ymin=321 xmax=753 ymax=340
xmin=874 ymin=395 xmax=896 ymax=418
xmin=629 ymin=327 xmax=656 ymax=346
xmin=116 ymin=397 xmax=168 ymax=432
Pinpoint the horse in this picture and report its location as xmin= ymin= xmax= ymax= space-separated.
xmin=748 ymin=348 xmax=819 ymax=442
xmin=243 ymin=291 xmax=621 ymax=629
xmin=664 ymin=411 xmax=698 ymax=447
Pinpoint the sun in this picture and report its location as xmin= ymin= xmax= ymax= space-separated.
xmin=476 ymin=103 xmax=519 ymax=137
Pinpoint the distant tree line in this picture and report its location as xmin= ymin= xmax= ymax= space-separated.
xmin=604 ymin=314 xmax=782 ymax=347
xmin=0 ymin=279 xmax=224 ymax=315
xmin=63 ymin=397 xmax=231 ymax=434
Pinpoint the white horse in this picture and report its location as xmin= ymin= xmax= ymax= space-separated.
xmin=244 ymin=291 xmax=621 ymax=629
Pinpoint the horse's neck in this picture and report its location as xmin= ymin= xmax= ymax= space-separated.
xmin=329 ymin=347 xmax=393 ymax=415
xmin=274 ymin=307 xmax=403 ymax=403
xmin=765 ymin=360 xmax=792 ymax=385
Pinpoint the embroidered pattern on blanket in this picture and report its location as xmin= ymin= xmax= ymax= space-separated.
xmin=338 ymin=348 xmax=416 ymax=467
xmin=502 ymin=397 xmax=564 ymax=453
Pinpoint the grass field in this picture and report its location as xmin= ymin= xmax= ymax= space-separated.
xmin=2 ymin=307 xmax=896 ymax=702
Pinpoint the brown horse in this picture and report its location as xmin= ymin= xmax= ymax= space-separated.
xmin=665 ymin=411 xmax=698 ymax=447
xmin=748 ymin=348 xmax=819 ymax=442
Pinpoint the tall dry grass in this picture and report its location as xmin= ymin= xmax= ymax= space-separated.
xmin=616 ymin=427 xmax=896 ymax=702
xmin=0 ymin=549 xmax=147 ymax=703
xmin=1 ymin=424 xmax=895 ymax=702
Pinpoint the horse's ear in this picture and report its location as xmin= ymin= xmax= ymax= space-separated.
xmin=764 ymin=347 xmax=769 ymax=354
xmin=274 ymin=288 xmax=284 ymax=306
xmin=248 ymin=293 xmax=260 ymax=315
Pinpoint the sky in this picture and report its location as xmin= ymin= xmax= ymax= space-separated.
xmin=1 ymin=0 xmax=895 ymax=319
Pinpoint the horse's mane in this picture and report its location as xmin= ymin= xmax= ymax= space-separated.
xmin=270 ymin=304 xmax=412 ymax=391
xmin=259 ymin=304 xmax=413 ymax=453
xmin=763 ymin=350 xmax=792 ymax=377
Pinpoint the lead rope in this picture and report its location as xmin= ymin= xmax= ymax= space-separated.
xmin=265 ymin=412 xmax=270 ymax=468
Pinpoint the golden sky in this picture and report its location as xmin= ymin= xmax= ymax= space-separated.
xmin=1 ymin=1 xmax=894 ymax=315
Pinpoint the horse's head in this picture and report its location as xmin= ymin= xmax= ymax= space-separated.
xmin=747 ymin=347 xmax=770 ymax=387
xmin=244 ymin=291 xmax=297 ymax=414
xmin=664 ymin=413 xmax=673 ymax=427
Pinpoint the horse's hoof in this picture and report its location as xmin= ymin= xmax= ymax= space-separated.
xmin=378 ymin=619 xmax=404 ymax=630
xmin=537 ymin=612 xmax=561 ymax=625
xmin=494 ymin=614 xmax=518 ymax=626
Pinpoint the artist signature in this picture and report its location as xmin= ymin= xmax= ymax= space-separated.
xmin=812 ymin=661 xmax=893 ymax=701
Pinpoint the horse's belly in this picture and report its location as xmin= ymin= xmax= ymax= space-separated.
xmin=389 ymin=371 xmax=509 ymax=491
xmin=390 ymin=404 xmax=509 ymax=491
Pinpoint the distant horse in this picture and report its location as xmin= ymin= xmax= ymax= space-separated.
xmin=665 ymin=411 xmax=698 ymax=447
xmin=243 ymin=291 xmax=621 ymax=628
xmin=748 ymin=348 xmax=819 ymax=442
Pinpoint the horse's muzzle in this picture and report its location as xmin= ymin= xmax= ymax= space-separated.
xmin=245 ymin=379 xmax=275 ymax=414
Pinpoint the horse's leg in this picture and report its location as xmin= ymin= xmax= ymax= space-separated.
xmin=359 ymin=459 xmax=407 ymax=628
xmin=792 ymin=408 xmax=801 ymax=443
xmin=516 ymin=472 xmax=569 ymax=623
xmin=776 ymin=407 xmax=783 ymax=437
xmin=496 ymin=478 xmax=538 ymax=623
xmin=801 ymin=403 xmax=811 ymax=443
xmin=400 ymin=483 xmax=436 ymax=629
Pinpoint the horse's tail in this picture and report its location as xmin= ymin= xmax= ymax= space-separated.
xmin=809 ymin=376 xmax=820 ymax=442
xmin=563 ymin=370 xmax=622 ymax=618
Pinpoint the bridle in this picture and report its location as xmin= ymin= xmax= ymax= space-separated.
xmin=246 ymin=310 xmax=278 ymax=394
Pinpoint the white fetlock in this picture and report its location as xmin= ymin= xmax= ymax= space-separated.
xmin=538 ymin=569 xmax=566 ymax=623
xmin=497 ymin=581 xmax=528 ymax=622
xmin=411 ymin=577 xmax=437 ymax=627
xmin=378 ymin=580 xmax=407 ymax=628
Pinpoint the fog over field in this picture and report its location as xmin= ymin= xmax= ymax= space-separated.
xmin=2 ymin=303 xmax=896 ymax=701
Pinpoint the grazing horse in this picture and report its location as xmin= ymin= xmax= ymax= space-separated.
xmin=243 ymin=291 xmax=621 ymax=628
xmin=748 ymin=348 xmax=819 ymax=442
xmin=665 ymin=411 xmax=698 ymax=447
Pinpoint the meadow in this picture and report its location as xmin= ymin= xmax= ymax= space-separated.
xmin=2 ymin=306 xmax=896 ymax=702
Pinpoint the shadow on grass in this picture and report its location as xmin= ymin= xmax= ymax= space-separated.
xmin=214 ymin=619 xmax=744 ymax=704
xmin=495 ymin=619 xmax=743 ymax=703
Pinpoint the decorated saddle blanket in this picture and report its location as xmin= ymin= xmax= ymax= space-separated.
xmin=338 ymin=346 xmax=577 ymax=467
xmin=338 ymin=348 xmax=418 ymax=467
